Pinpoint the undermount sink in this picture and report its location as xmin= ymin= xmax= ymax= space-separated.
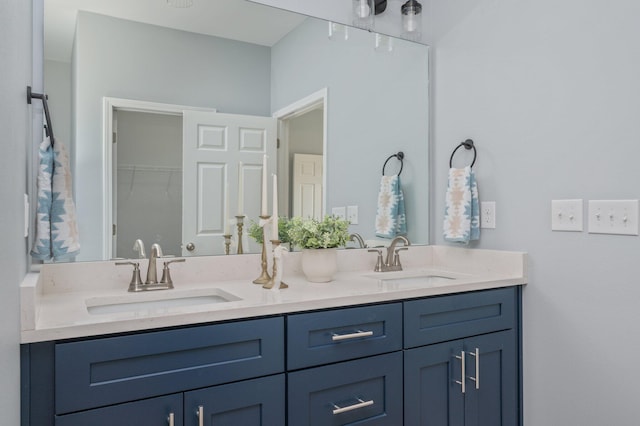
xmin=380 ymin=275 xmax=455 ymax=288
xmin=86 ymin=288 xmax=241 ymax=315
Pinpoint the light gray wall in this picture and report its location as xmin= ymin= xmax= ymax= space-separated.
xmin=73 ymin=12 xmax=272 ymax=260
xmin=431 ymin=0 xmax=640 ymax=424
xmin=271 ymin=18 xmax=429 ymax=242
xmin=44 ymin=59 xmax=71 ymax=155
xmin=0 ymin=0 xmax=32 ymax=423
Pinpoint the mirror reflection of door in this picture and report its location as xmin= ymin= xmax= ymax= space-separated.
xmin=112 ymin=107 xmax=276 ymax=258
xmin=114 ymin=110 xmax=183 ymax=259
xmin=292 ymin=153 xmax=323 ymax=220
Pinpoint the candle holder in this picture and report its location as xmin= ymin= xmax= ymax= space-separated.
xmin=223 ymin=234 xmax=232 ymax=255
xmin=253 ymin=215 xmax=272 ymax=285
xmin=263 ymin=240 xmax=288 ymax=290
xmin=235 ymin=215 xmax=245 ymax=254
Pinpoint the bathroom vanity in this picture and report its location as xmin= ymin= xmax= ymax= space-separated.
xmin=20 ymin=246 xmax=526 ymax=425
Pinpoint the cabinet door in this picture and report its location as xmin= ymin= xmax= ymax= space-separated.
xmin=463 ymin=330 xmax=518 ymax=426
xmin=55 ymin=393 xmax=182 ymax=426
xmin=184 ymin=374 xmax=285 ymax=426
xmin=288 ymin=352 xmax=403 ymax=425
xmin=404 ymin=340 xmax=465 ymax=426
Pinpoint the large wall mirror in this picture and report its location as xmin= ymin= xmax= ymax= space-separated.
xmin=44 ymin=0 xmax=429 ymax=262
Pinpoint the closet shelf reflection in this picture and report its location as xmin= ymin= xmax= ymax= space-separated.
xmin=118 ymin=164 xmax=181 ymax=173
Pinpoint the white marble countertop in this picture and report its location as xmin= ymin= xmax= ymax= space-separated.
xmin=20 ymin=246 xmax=527 ymax=343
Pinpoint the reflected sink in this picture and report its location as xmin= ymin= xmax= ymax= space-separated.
xmin=86 ymin=288 xmax=241 ymax=315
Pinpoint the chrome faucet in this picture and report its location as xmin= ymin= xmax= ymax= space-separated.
xmin=349 ymin=233 xmax=365 ymax=249
xmin=146 ymin=243 xmax=163 ymax=285
xmin=116 ymin=242 xmax=185 ymax=291
xmin=368 ymin=235 xmax=410 ymax=272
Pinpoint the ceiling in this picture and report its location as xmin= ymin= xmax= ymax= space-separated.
xmin=45 ymin=0 xmax=307 ymax=62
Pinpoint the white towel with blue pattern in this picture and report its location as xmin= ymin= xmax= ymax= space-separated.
xmin=31 ymin=137 xmax=80 ymax=261
xmin=375 ymin=174 xmax=407 ymax=239
xmin=443 ymin=166 xmax=480 ymax=244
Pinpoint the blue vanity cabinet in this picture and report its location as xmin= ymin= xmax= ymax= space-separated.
xmin=403 ymin=287 xmax=521 ymax=426
xmin=286 ymin=303 xmax=404 ymax=425
xmin=54 ymin=393 xmax=183 ymax=426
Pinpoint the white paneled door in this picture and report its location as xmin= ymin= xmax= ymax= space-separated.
xmin=292 ymin=153 xmax=323 ymax=220
xmin=182 ymin=111 xmax=276 ymax=256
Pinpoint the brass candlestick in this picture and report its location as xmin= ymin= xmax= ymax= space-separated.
xmin=223 ymin=234 xmax=232 ymax=255
xmin=235 ymin=215 xmax=245 ymax=254
xmin=253 ymin=215 xmax=272 ymax=285
xmin=263 ymin=239 xmax=288 ymax=290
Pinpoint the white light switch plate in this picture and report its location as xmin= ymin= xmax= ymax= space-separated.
xmin=551 ymin=199 xmax=583 ymax=231
xmin=588 ymin=200 xmax=639 ymax=235
xmin=332 ymin=206 xmax=346 ymax=220
xmin=347 ymin=205 xmax=359 ymax=224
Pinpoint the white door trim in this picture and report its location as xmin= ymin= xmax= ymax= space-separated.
xmin=102 ymin=97 xmax=215 ymax=259
xmin=272 ymin=88 xmax=328 ymax=218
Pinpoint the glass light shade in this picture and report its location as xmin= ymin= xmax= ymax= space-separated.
xmin=352 ymin=0 xmax=374 ymax=29
xmin=328 ymin=22 xmax=349 ymax=41
xmin=401 ymin=0 xmax=422 ymax=33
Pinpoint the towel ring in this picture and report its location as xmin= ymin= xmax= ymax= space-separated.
xmin=382 ymin=152 xmax=404 ymax=176
xmin=449 ymin=139 xmax=476 ymax=168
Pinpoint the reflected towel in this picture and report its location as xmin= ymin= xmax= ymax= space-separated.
xmin=31 ymin=138 xmax=80 ymax=261
xmin=375 ymin=174 xmax=407 ymax=239
xmin=443 ymin=166 xmax=479 ymax=244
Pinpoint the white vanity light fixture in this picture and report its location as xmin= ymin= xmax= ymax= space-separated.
xmin=167 ymin=0 xmax=193 ymax=8
xmin=374 ymin=33 xmax=393 ymax=53
xmin=401 ymin=0 xmax=422 ymax=34
xmin=328 ymin=22 xmax=349 ymax=41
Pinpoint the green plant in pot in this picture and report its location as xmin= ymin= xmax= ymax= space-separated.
xmin=248 ymin=216 xmax=292 ymax=245
xmin=287 ymin=215 xmax=350 ymax=282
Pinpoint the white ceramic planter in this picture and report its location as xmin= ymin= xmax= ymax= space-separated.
xmin=301 ymin=248 xmax=338 ymax=283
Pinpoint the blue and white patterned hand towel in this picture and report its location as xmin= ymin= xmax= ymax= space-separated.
xmin=375 ymin=174 xmax=407 ymax=238
xmin=443 ymin=166 xmax=479 ymax=244
xmin=31 ymin=138 xmax=80 ymax=261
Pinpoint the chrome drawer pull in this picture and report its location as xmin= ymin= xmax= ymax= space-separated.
xmin=455 ymin=351 xmax=466 ymax=394
xmin=331 ymin=330 xmax=374 ymax=341
xmin=197 ymin=405 xmax=204 ymax=426
xmin=332 ymin=398 xmax=374 ymax=415
xmin=468 ymin=348 xmax=480 ymax=389
xmin=167 ymin=412 xmax=174 ymax=426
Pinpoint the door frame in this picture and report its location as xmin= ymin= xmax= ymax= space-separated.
xmin=102 ymin=97 xmax=215 ymax=259
xmin=272 ymin=88 xmax=328 ymax=218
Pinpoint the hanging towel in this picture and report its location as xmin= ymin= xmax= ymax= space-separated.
xmin=31 ymin=137 xmax=54 ymax=260
xmin=443 ymin=166 xmax=480 ymax=244
xmin=31 ymin=138 xmax=80 ymax=261
xmin=375 ymin=174 xmax=407 ymax=239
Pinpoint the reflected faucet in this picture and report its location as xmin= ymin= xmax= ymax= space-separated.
xmin=133 ymin=239 xmax=146 ymax=259
xmin=349 ymin=233 xmax=365 ymax=249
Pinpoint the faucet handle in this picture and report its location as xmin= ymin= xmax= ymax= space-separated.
xmin=160 ymin=258 xmax=186 ymax=287
xmin=116 ymin=261 xmax=144 ymax=292
xmin=393 ymin=247 xmax=409 ymax=268
xmin=367 ymin=249 xmax=384 ymax=272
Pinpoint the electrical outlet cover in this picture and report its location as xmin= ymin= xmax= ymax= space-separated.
xmin=480 ymin=201 xmax=496 ymax=229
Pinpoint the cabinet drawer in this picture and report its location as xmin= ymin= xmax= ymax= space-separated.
xmin=55 ymin=317 xmax=284 ymax=414
xmin=404 ymin=287 xmax=516 ymax=348
xmin=288 ymin=352 xmax=403 ymax=425
xmin=287 ymin=303 xmax=402 ymax=370
xmin=184 ymin=374 xmax=285 ymax=426
xmin=55 ymin=393 xmax=183 ymax=426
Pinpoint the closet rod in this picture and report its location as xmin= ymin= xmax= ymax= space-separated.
xmin=27 ymin=86 xmax=55 ymax=145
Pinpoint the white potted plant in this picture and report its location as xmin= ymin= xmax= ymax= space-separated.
xmin=287 ymin=215 xmax=350 ymax=282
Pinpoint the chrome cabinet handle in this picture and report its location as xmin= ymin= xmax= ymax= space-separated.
xmin=468 ymin=348 xmax=480 ymax=389
xmin=332 ymin=398 xmax=374 ymax=415
xmin=197 ymin=405 xmax=204 ymax=426
xmin=331 ymin=330 xmax=374 ymax=341
xmin=455 ymin=351 xmax=466 ymax=393
xmin=167 ymin=412 xmax=174 ymax=426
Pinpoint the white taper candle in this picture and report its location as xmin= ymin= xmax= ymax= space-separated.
xmin=237 ymin=161 xmax=244 ymax=215
xmin=261 ymin=154 xmax=268 ymax=216
xmin=272 ymin=174 xmax=278 ymax=240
